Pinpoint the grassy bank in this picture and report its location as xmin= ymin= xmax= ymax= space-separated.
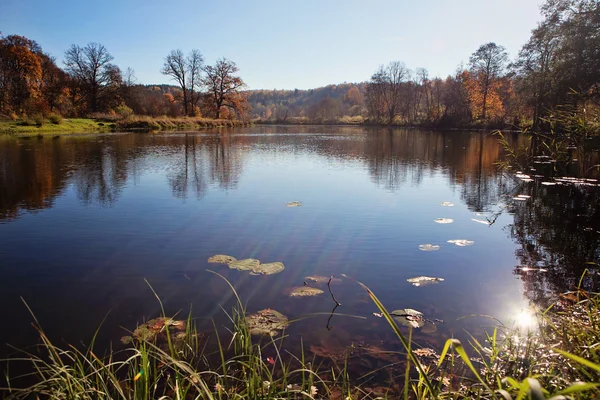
xmin=2 ymin=273 xmax=599 ymax=399
xmin=114 ymin=115 xmax=252 ymax=131
xmin=0 ymin=118 xmax=114 ymax=136
xmin=0 ymin=116 xmax=252 ymax=136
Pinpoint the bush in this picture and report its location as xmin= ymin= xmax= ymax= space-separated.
xmin=34 ymin=115 xmax=44 ymax=126
xmin=47 ymin=113 xmax=63 ymax=125
xmin=115 ymin=105 xmax=134 ymax=119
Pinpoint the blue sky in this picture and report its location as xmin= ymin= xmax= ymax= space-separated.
xmin=1 ymin=0 xmax=544 ymax=90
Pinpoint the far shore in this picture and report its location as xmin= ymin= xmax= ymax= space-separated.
xmin=1 ymin=115 xmax=527 ymax=137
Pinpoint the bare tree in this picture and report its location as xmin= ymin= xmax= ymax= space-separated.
xmin=367 ymin=61 xmax=409 ymax=124
xmin=161 ymin=49 xmax=204 ymax=116
xmin=64 ymin=42 xmax=120 ymax=113
xmin=202 ymin=58 xmax=248 ymax=119
xmin=161 ymin=50 xmax=189 ymax=115
xmin=187 ymin=50 xmax=204 ymax=115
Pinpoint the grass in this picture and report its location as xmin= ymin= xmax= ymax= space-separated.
xmin=114 ymin=115 xmax=252 ymax=131
xmin=0 ymin=115 xmax=252 ymax=136
xmin=0 ymin=118 xmax=114 ymax=136
xmin=1 ymin=271 xmax=599 ymax=399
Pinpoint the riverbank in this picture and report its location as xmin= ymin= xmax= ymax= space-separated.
xmin=2 ymin=275 xmax=599 ymax=399
xmin=0 ymin=116 xmax=252 ymax=137
xmin=253 ymin=116 xmax=524 ymax=132
xmin=0 ymin=118 xmax=114 ymax=136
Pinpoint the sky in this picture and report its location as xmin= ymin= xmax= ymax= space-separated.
xmin=1 ymin=0 xmax=545 ymax=90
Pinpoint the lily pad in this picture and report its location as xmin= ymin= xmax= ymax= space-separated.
xmin=434 ymin=218 xmax=453 ymax=224
xmin=289 ymin=286 xmax=324 ymax=297
xmin=305 ymin=275 xmax=341 ymax=284
xmin=390 ymin=309 xmax=425 ymax=329
xmin=390 ymin=309 xmax=438 ymax=332
xmin=229 ymin=258 xmax=260 ymax=271
xmin=208 ymin=254 xmax=237 ymax=264
xmin=471 ymin=218 xmax=490 ymax=225
xmin=407 ymin=276 xmax=444 ymax=287
xmin=418 ymin=244 xmax=440 ymax=251
xmin=447 ymin=239 xmax=474 ymax=247
xmin=441 ymin=202 xmax=454 ymax=207
xmin=513 ymin=197 xmax=528 ymax=201
xmin=121 ymin=317 xmax=186 ymax=344
xmin=246 ymin=309 xmax=289 ymax=336
xmin=251 ymin=262 xmax=285 ymax=275
xmin=286 ymin=201 xmax=302 ymax=207
xmin=541 ymin=181 xmax=557 ymax=186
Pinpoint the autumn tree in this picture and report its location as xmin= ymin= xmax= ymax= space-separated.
xmin=161 ymin=49 xmax=204 ymax=116
xmin=468 ymin=42 xmax=508 ymax=122
xmin=202 ymin=58 xmax=249 ymax=119
xmin=0 ymin=35 xmax=42 ymax=114
xmin=64 ymin=42 xmax=121 ymax=114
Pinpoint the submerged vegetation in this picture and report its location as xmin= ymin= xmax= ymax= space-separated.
xmin=2 ymin=273 xmax=600 ymax=399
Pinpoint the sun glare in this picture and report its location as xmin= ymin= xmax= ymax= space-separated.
xmin=515 ymin=309 xmax=537 ymax=330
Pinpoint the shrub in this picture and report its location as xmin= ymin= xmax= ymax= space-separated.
xmin=47 ymin=113 xmax=63 ymax=125
xmin=34 ymin=115 xmax=44 ymax=126
xmin=115 ymin=104 xmax=134 ymax=119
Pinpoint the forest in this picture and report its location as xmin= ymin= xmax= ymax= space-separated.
xmin=0 ymin=0 xmax=598 ymax=131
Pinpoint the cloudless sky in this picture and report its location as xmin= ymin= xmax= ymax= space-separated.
xmin=1 ymin=0 xmax=544 ymax=90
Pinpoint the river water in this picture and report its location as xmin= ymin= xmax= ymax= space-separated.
xmin=1 ymin=126 xmax=598 ymax=368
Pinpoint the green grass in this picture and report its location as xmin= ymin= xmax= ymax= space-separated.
xmin=0 ymin=118 xmax=114 ymax=136
xmin=2 ymin=272 xmax=599 ymax=399
xmin=0 ymin=115 xmax=252 ymax=136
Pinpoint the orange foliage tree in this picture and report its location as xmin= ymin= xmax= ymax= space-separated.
xmin=0 ymin=35 xmax=43 ymax=115
xmin=202 ymin=58 xmax=250 ymax=119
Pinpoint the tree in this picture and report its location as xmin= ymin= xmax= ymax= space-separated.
xmin=366 ymin=61 xmax=409 ymax=124
xmin=161 ymin=49 xmax=204 ymax=116
xmin=514 ymin=21 xmax=558 ymax=128
xmin=202 ymin=58 xmax=249 ymax=119
xmin=64 ymin=42 xmax=121 ymax=113
xmin=468 ymin=42 xmax=508 ymax=122
xmin=0 ymin=35 xmax=43 ymax=114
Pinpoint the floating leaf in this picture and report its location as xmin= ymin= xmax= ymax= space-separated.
xmin=447 ymin=239 xmax=474 ymax=247
xmin=305 ymin=275 xmax=341 ymax=284
xmin=419 ymin=244 xmax=440 ymax=251
xmin=441 ymin=202 xmax=454 ymax=207
xmin=286 ymin=201 xmax=302 ymax=207
xmin=289 ymin=286 xmax=324 ymax=297
xmin=229 ymin=258 xmax=260 ymax=271
xmin=390 ymin=309 xmax=425 ymax=329
xmin=513 ymin=197 xmax=528 ymax=201
xmin=208 ymin=254 xmax=237 ymax=264
xmin=434 ymin=218 xmax=454 ymax=224
xmin=121 ymin=317 xmax=187 ymax=344
xmin=246 ymin=309 xmax=289 ymax=336
xmin=413 ymin=348 xmax=438 ymax=358
xmin=541 ymin=182 xmax=557 ymax=186
xmin=390 ymin=309 xmax=438 ymax=332
xmin=471 ymin=218 xmax=490 ymax=225
xmin=517 ymin=194 xmax=531 ymax=199
xmin=515 ymin=266 xmax=548 ymax=273
xmin=251 ymin=262 xmax=285 ymax=275
xmin=407 ymin=276 xmax=445 ymax=287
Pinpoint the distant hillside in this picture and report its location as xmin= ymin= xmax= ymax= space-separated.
xmin=245 ymin=83 xmax=367 ymax=121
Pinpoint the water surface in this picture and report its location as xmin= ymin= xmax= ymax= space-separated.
xmin=1 ymin=126 xmax=597 ymax=361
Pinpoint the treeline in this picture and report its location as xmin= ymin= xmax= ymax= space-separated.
xmin=1 ymin=0 xmax=598 ymax=131
xmin=249 ymin=0 xmax=599 ymax=131
xmin=0 ymin=39 xmax=250 ymax=121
